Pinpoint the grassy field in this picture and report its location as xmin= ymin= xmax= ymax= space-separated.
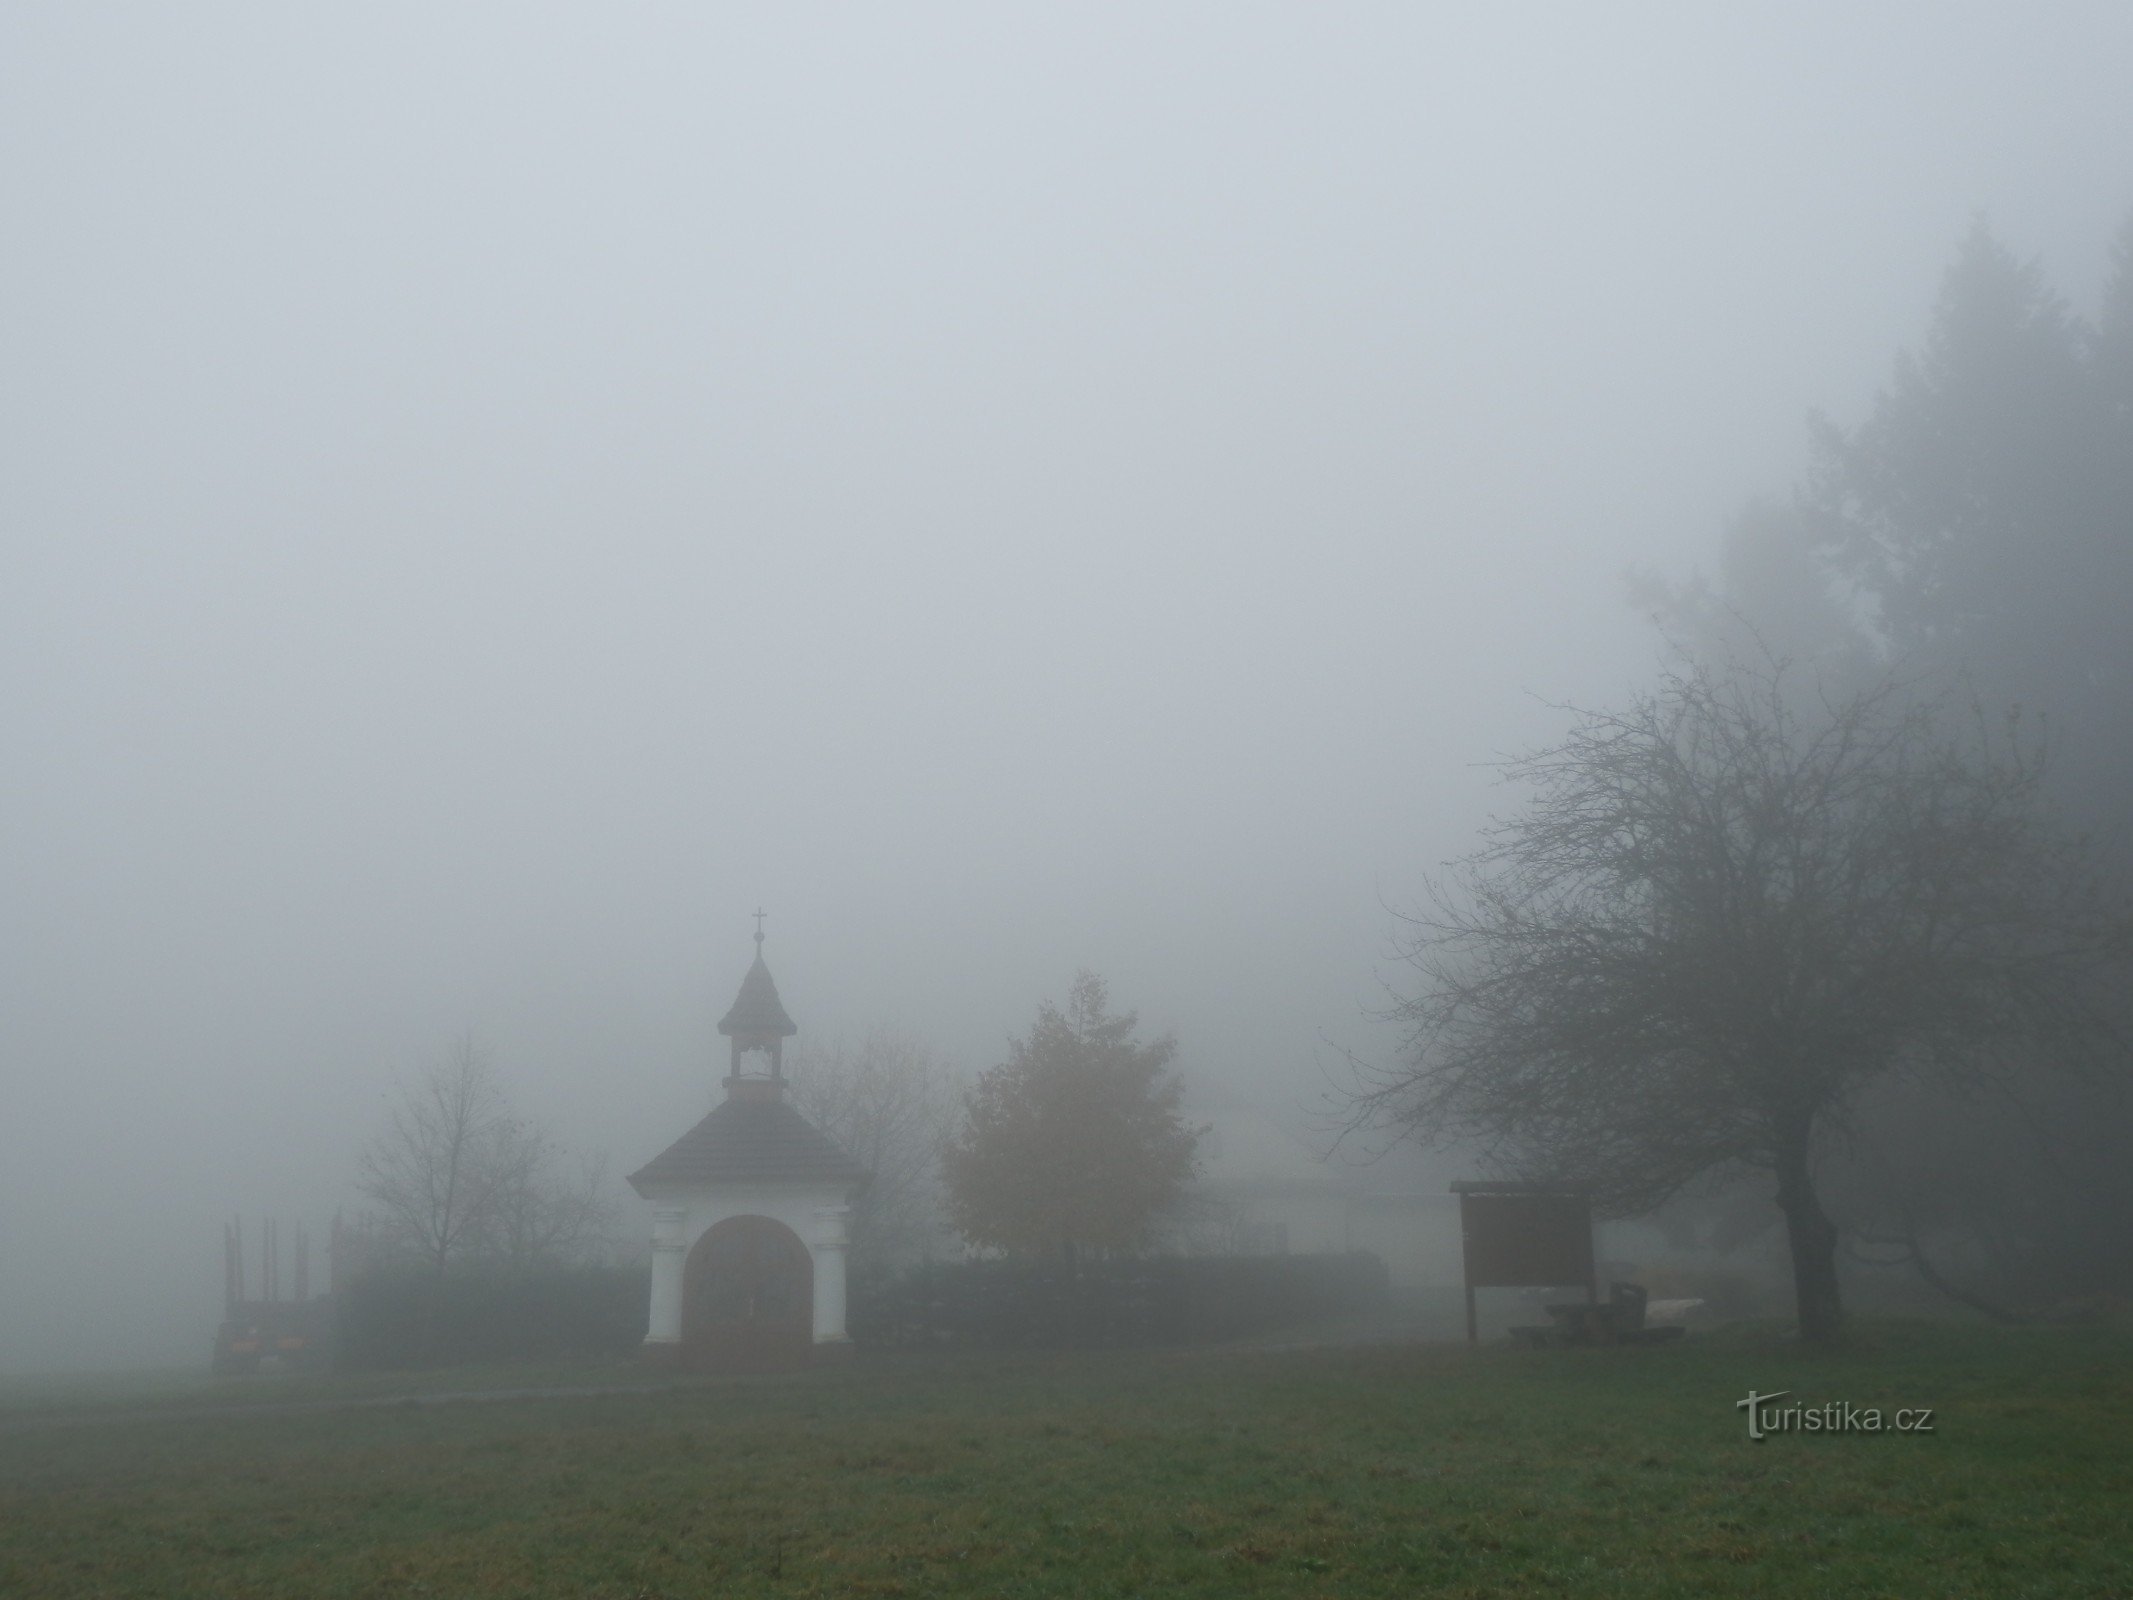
xmin=0 ymin=1358 xmax=659 ymax=1418
xmin=3 ymin=1320 xmax=2129 ymax=1598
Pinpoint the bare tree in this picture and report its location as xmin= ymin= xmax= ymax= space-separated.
xmin=481 ymin=1125 xmax=618 ymax=1269
xmin=357 ymin=1035 xmax=505 ymax=1277
xmin=357 ymin=1035 xmax=616 ymax=1274
xmin=1349 ymin=654 xmax=2129 ymax=1344
xmin=786 ymin=1028 xmax=958 ymax=1275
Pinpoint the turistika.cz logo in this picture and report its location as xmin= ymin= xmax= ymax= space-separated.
xmin=1735 ymin=1389 xmax=1936 ymax=1441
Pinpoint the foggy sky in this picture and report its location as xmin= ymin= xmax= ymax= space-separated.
xmin=5 ymin=3 xmax=2131 ymax=1371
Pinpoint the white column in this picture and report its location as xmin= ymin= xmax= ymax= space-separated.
xmin=811 ymin=1205 xmax=851 ymax=1344
xmin=647 ymin=1207 xmax=688 ymax=1345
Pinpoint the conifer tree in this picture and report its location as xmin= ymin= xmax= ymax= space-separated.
xmin=942 ymin=974 xmax=1198 ymax=1261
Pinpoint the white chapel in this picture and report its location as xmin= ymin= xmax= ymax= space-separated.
xmin=628 ymin=925 xmax=867 ymax=1369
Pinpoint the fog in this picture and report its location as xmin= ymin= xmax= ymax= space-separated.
xmin=4 ymin=3 xmax=2129 ymax=1372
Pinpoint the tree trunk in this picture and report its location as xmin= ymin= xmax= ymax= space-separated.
xmin=1775 ymin=1125 xmax=1844 ymax=1346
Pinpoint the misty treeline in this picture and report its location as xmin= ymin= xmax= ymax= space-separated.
xmin=1692 ymin=214 xmax=2133 ymax=1325
xmin=340 ymin=989 xmax=1220 ymax=1366
xmin=1642 ymin=212 xmax=2133 ymax=798
xmin=1362 ymin=215 xmax=2133 ymax=1341
xmin=353 ymin=979 xmax=1204 ymax=1287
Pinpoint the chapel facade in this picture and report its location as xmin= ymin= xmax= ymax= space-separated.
xmin=627 ymin=927 xmax=866 ymax=1369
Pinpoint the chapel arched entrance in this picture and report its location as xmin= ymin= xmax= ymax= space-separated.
xmin=681 ymin=1215 xmax=813 ymax=1371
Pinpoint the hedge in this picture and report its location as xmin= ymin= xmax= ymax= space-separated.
xmin=333 ymin=1264 xmax=650 ymax=1370
xmin=850 ymin=1252 xmax=1388 ymax=1350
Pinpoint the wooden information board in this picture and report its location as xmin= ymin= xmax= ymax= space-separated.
xmin=1453 ymin=1182 xmax=1596 ymax=1343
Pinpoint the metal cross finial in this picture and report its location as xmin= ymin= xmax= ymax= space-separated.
xmin=752 ymin=907 xmax=767 ymax=946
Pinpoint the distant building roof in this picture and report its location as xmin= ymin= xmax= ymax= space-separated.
xmin=629 ymin=1095 xmax=867 ymax=1191
xmin=718 ymin=951 xmax=797 ymax=1038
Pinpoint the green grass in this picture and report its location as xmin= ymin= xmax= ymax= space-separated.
xmin=2 ymin=1320 xmax=2129 ymax=1597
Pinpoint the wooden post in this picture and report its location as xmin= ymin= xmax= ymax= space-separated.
xmin=1460 ymin=1191 xmax=1478 ymax=1344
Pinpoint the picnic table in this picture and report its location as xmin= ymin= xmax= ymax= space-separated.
xmin=1510 ymin=1282 xmax=1687 ymax=1347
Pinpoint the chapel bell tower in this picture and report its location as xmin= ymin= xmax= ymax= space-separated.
xmin=718 ymin=909 xmax=797 ymax=1095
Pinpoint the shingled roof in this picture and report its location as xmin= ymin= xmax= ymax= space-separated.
xmin=718 ymin=952 xmax=798 ymax=1038
xmin=628 ymin=1096 xmax=868 ymax=1190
